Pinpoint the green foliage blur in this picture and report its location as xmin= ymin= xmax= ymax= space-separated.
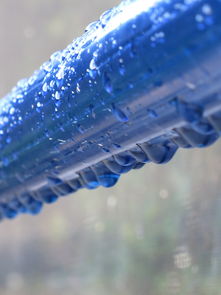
xmin=0 ymin=1 xmax=221 ymax=295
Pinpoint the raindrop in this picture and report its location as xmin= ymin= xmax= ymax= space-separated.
xmin=56 ymin=66 xmax=65 ymax=80
xmin=76 ymin=83 xmax=81 ymax=93
xmin=102 ymin=147 xmax=110 ymax=153
xmin=89 ymin=58 xmax=97 ymax=70
xmin=37 ymin=102 xmax=42 ymax=108
xmin=112 ymin=39 xmax=117 ymax=47
xmin=104 ymin=73 xmax=113 ymax=94
xmin=77 ymin=124 xmax=85 ymax=134
xmin=85 ymin=21 xmax=99 ymax=32
xmin=55 ymin=91 xmax=60 ymax=100
xmin=100 ymin=9 xmax=113 ymax=28
xmin=9 ymin=107 xmax=15 ymax=115
xmin=50 ymin=80 xmax=55 ymax=88
xmin=111 ymin=103 xmax=128 ymax=122
xmin=89 ymin=104 xmax=96 ymax=119
xmin=119 ymin=58 xmax=125 ymax=75
xmin=202 ymin=4 xmax=212 ymax=15
xmin=195 ymin=14 xmax=204 ymax=22
xmin=186 ymin=82 xmax=196 ymax=90
xmin=98 ymin=173 xmax=120 ymax=187
xmin=88 ymin=70 xmax=97 ymax=79
xmin=42 ymin=82 xmax=48 ymax=92
xmin=147 ymin=109 xmax=158 ymax=118
xmin=112 ymin=143 xmax=121 ymax=149
xmin=6 ymin=137 xmax=11 ymax=144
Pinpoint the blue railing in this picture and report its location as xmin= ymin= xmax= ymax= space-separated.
xmin=0 ymin=0 xmax=221 ymax=220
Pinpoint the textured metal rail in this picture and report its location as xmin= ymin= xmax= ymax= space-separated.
xmin=0 ymin=0 xmax=221 ymax=220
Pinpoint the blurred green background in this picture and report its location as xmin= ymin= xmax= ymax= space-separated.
xmin=1 ymin=0 xmax=221 ymax=294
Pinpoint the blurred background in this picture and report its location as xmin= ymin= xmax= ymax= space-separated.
xmin=1 ymin=0 xmax=221 ymax=294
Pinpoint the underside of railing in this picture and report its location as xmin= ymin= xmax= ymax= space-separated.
xmin=0 ymin=0 xmax=221 ymax=220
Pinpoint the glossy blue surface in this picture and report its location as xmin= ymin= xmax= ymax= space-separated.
xmin=0 ymin=0 xmax=221 ymax=220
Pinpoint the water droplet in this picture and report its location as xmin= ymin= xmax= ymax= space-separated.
xmin=104 ymin=73 xmax=113 ymax=94
xmin=50 ymin=80 xmax=55 ymax=88
xmin=55 ymin=91 xmax=60 ymax=100
xmin=172 ymin=98 xmax=203 ymax=123
xmin=89 ymin=104 xmax=96 ymax=118
xmin=85 ymin=21 xmax=99 ymax=32
xmin=89 ymin=58 xmax=97 ymax=70
xmin=77 ymin=124 xmax=85 ymax=134
xmin=119 ymin=58 xmax=125 ymax=76
xmin=28 ymin=201 xmax=43 ymax=215
xmin=202 ymin=4 xmax=212 ymax=15
xmin=147 ymin=109 xmax=158 ymax=118
xmin=43 ymin=195 xmax=59 ymax=204
xmin=9 ymin=107 xmax=15 ymax=115
xmin=195 ymin=14 xmax=204 ymax=22
xmin=6 ymin=137 xmax=11 ymax=144
xmin=112 ymin=143 xmax=121 ymax=149
xmin=42 ymin=82 xmax=48 ymax=92
xmin=76 ymin=83 xmax=81 ymax=93
xmin=111 ymin=103 xmax=128 ymax=122
xmin=56 ymin=66 xmax=65 ymax=80
xmin=37 ymin=102 xmax=42 ymax=108
xmin=112 ymin=39 xmax=117 ymax=46
xmin=1 ymin=205 xmax=17 ymax=219
xmin=98 ymin=173 xmax=120 ymax=187
xmin=186 ymin=82 xmax=196 ymax=90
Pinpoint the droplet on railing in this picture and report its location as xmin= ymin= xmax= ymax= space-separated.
xmin=55 ymin=91 xmax=60 ymax=100
xmin=104 ymin=72 xmax=113 ymax=94
xmin=111 ymin=103 xmax=128 ymax=122
xmin=42 ymin=82 xmax=48 ymax=92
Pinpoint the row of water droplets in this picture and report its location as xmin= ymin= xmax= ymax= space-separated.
xmin=0 ymin=0 xmax=215 ymax=169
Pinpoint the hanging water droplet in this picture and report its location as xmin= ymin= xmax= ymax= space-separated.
xmin=111 ymin=103 xmax=128 ymax=122
xmin=98 ymin=173 xmax=120 ymax=187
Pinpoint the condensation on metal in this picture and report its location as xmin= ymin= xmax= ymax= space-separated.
xmin=0 ymin=0 xmax=221 ymax=220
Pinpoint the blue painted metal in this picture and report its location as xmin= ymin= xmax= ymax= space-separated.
xmin=0 ymin=0 xmax=221 ymax=220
